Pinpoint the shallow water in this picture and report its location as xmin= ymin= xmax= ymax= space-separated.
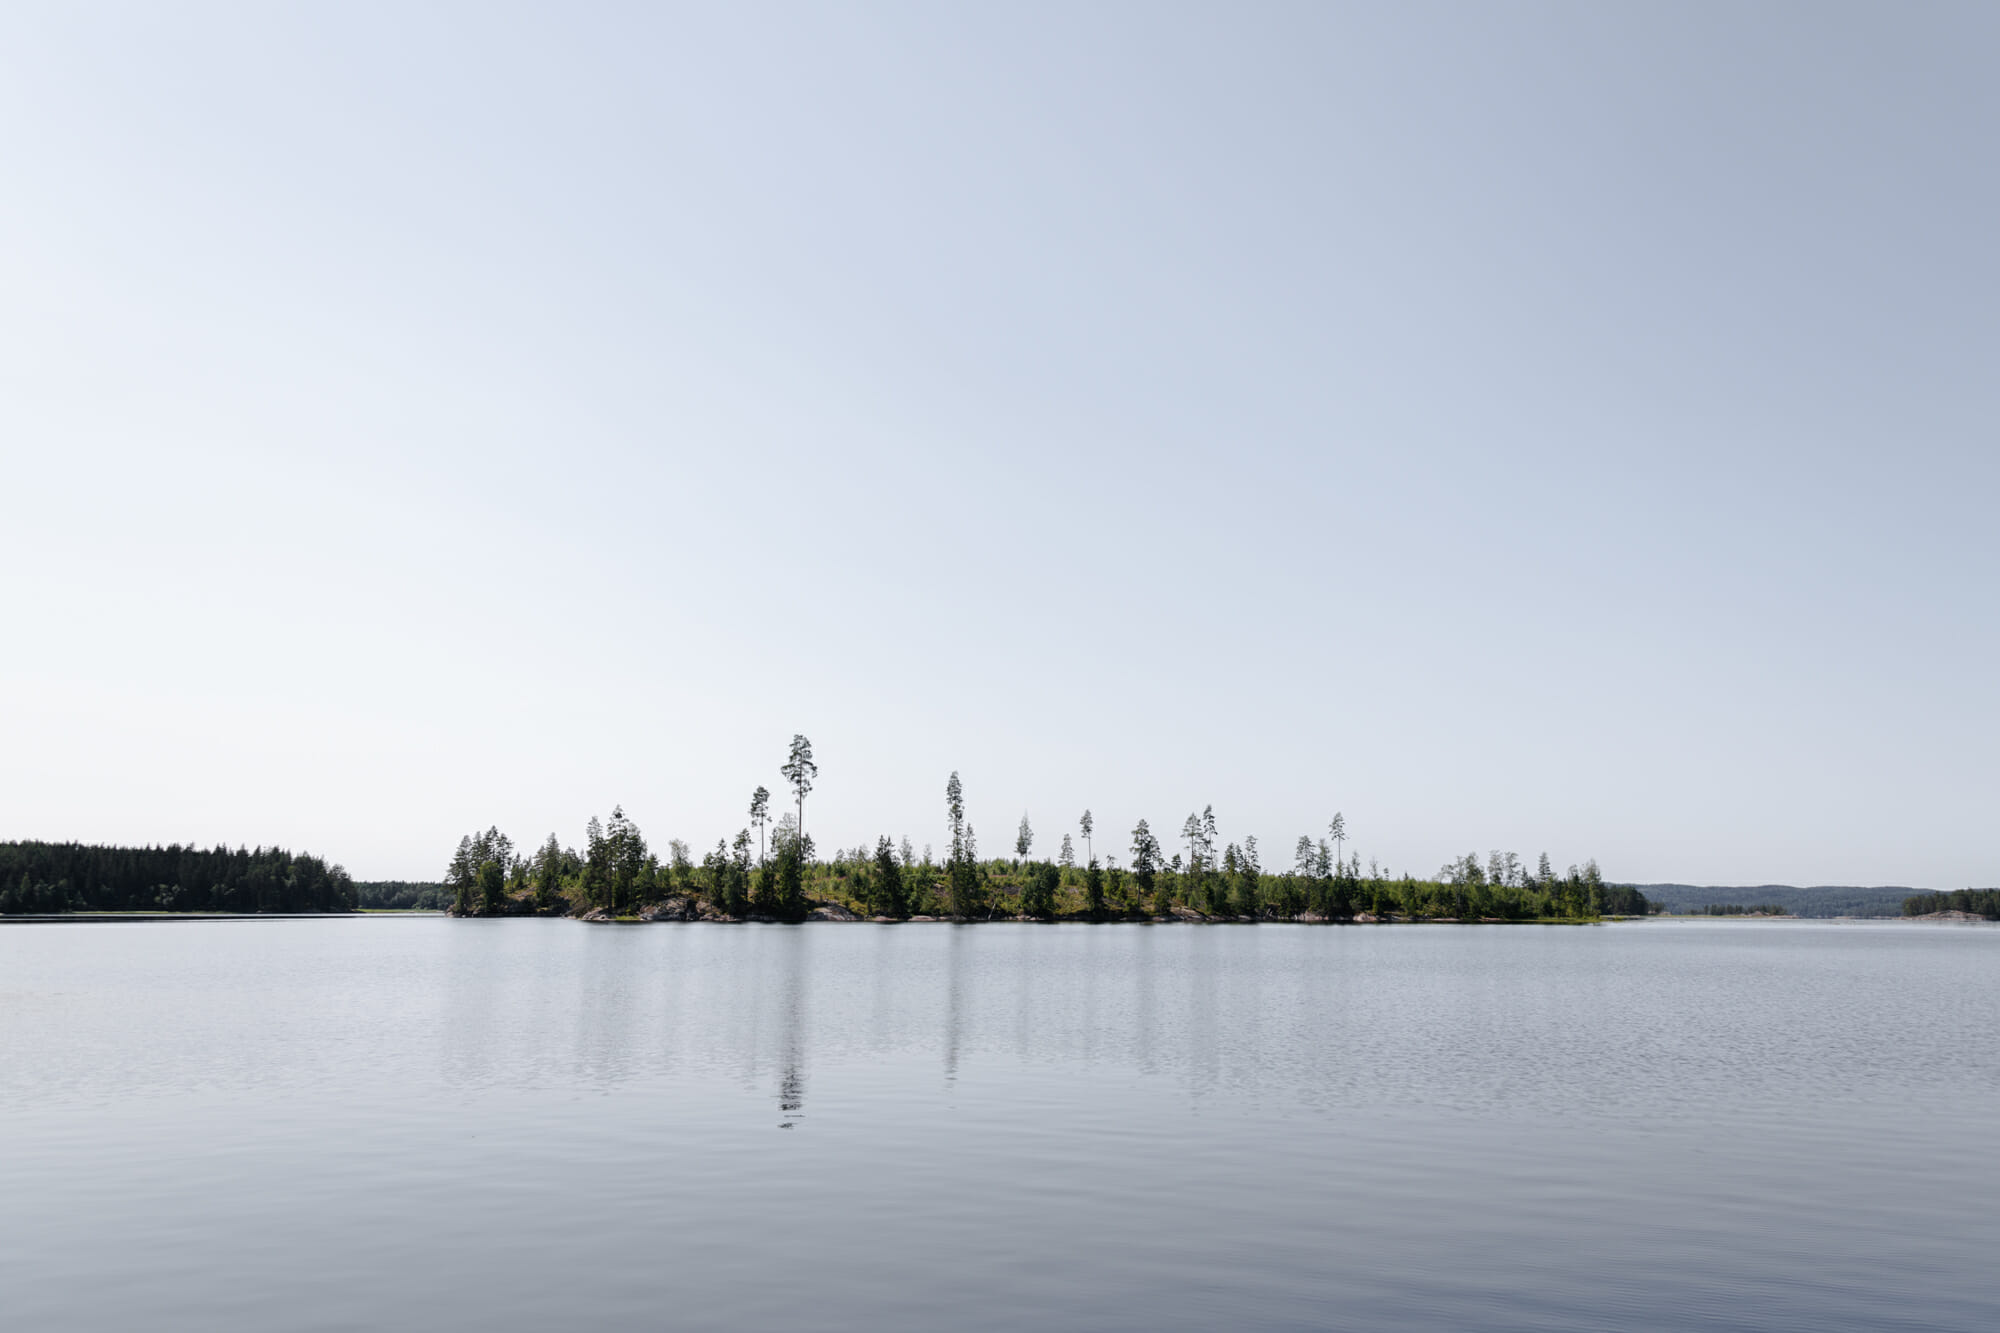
xmin=3 ymin=918 xmax=1996 ymax=1331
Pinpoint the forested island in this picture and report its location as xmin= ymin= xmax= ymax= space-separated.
xmin=1 ymin=737 xmax=1677 ymax=924
xmin=0 ymin=841 xmax=356 ymax=914
xmin=1903 ymin=890 xmax=2000 ymax=921
xmin=427 ymin=736 xmax=1647 ymax=924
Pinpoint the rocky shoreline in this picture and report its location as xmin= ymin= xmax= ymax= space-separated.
xmin=554 ymin=897 xmax=1584 ymax=925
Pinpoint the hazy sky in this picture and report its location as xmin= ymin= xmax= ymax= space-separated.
xmin=3 ymin=3 xmax=1994 ymax=886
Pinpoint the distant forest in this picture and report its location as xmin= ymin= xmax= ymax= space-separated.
xmin=436 ymin=735 xmax=1648 ymax=924
xmin=1634 ymin=884 xmax=1918 ymax=918
xmin=355 ymin=881 xmax=451 ymax=911
xmin=1903 ymin=890 xmax=2000 ymax=920
xmin=0 ymin=841 xmax=355 ymax=914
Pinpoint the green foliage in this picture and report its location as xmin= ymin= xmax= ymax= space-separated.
xmin=448 ymin=827 xmax=514 ymax=914
xmin=1020 ymin=860 xmax=1059 ymax=919
xmin=354 ymin=881 xmax=449 ymax=910
xmin=1084 ymin=857 xmax=1106 ymax=920
xmin=942 ymin=771 xmax=985 ymax=919
xmin=1129 ymin=820 xmax=1160 ymax=902
xmin=1638 ymin=884 xmax=1910 ymax=917
xmin=0 ymin=841 xmax=355 ymax=914
xmin=871 ymin=835 xmax=909 ymax=919
xmin=531 ymin=834 xmax=573 ymax=911
xmin=396 ymin=760 xmax=1649 ymax=929
xmin=1903 ymin=889 xmax=2000 ymax=919
xmin=775 ymin=837 xmax=807 ymax=923
xmin=780 ymin=734 xmax=816 ymax=847
xmin=477 ymin=860 xmax=506 ymax=914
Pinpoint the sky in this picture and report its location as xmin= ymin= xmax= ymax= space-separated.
xmin=2 ymin=2 xmax=1995 ymax=886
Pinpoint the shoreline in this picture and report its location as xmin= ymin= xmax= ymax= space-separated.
xmin=7 ymin=911 xmax=1981 ymax=926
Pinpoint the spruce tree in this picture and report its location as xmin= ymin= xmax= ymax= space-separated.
xmin=580 ymin=816 xmax=612 ymax=912
xmin=1130 ymin=820 xmax=1159 ymax=907
xmin=873 ymin=835 xmax=908 ymax=918
xmin=477 ymin=860 xmax=506 ymax=914
xmin=447 ymin=835 xmax=478 ymax=915
xmin=750 ymin=787 xmax=771 ymax=866
xmin=944 ymin=772 xmax=983 ymax=919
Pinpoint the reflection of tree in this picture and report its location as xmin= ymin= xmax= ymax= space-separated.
xmin=943 ymin=923 xmax=967 ymax=1087
xmin=777 ymin=927 xmax=807 ymax=1128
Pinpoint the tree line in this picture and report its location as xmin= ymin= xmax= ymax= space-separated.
xmin=1902 ymin=889 xmax=2000 ymax=920
xmin=439 ymin=736 xmax=1644 ymax=923
xmin=0 ymin=841 xmax=356 ymax=914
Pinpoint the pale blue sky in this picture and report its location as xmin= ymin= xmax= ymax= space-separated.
xmin=2 ymin=3 xmax=1994 ymax=885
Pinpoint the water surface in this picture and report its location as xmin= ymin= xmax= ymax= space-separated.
xmin=3 ymin=919 xmax=1995 ymax=1331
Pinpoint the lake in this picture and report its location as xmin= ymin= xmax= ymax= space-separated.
xmin=3 ymin=918 xmax=1996 ymax=1331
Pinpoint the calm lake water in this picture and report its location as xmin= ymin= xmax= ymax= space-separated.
xmin=3 ymin=918 xmax=1996 ymax=1331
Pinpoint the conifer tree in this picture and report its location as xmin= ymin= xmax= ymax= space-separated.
xmin=944 ymin=772 xmax=983 ymax=918
xmin=1130 ymin=820 xmax=1160 ymax=906
xmin=750 ymin=787 xmax=771 ymax=866
xmin=780 ymin=735 xmax=817 ymax=851
xmin=733 ymin=829 xmax=758 ymax=915
xmin=1237 ymin=834 xmax=1262 ymax=917
xmin=531 ymin=834 xmax=564 ymax=910
xmin=1015 ymin=813 xmax=1033 ymax=861
xmin=777 ymin=833 xmax=806 ymax=922
xmin=872 ymin=834 xmax=908 ymax=918
xmin=447 ymin=834 xmax=477 ymax=915
xmin=582 ymin=816 xmax=609 ymax=911
xmin=477 ymin=859 xmax=506 ymax=914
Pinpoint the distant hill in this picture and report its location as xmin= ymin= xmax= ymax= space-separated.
xmin=355 ymin=881 xmax=450 ymax=911
xmin=1627 ymin=884 xmax=1922 ymax=918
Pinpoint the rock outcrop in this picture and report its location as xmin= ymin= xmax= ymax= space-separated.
xmin=807 ymin=903 xmax=859 ymax=922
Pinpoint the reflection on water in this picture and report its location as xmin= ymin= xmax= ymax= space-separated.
xmin=3 ymin=919 xmax=1998 ymax=1332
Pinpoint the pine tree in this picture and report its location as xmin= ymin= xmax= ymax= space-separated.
xmin=780 ymin=735 xmax=817 ymax=851
xmin=1015 ymin=813 xmax=1033 ymax=861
